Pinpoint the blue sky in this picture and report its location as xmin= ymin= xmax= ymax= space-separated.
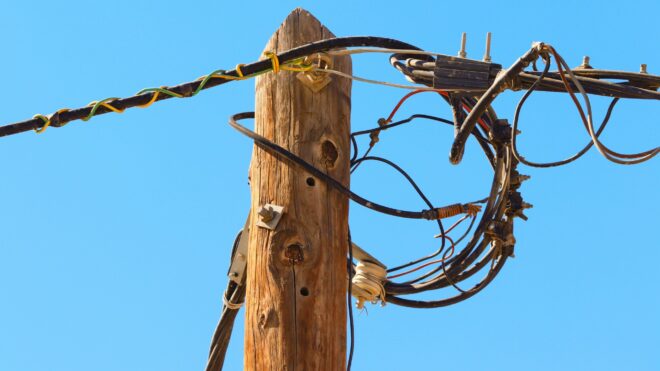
xmin=1 ymin=1 xmax=658 ymax=370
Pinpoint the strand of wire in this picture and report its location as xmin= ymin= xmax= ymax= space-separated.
xmin=347 ymin=99 xmax=498 ymax=294
xmin=347 ymin=230 xmax=355 ymax=371
xmin=348 ymin=107 xmax=493 ymax=273
xmin=2 ymin=36 xmax=430 ymax=137
xmin=544 ymin=46 xmax=658 ymax=164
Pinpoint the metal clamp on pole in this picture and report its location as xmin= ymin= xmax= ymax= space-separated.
xmin=227 ymin=215 xmax=252 ymax=284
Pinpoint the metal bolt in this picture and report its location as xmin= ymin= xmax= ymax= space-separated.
xmin=258 ymin=205 xmax=275 ymax=223
xmin=297 ymin=53 xmax=333 ymax=92
xmin=305 ymin=53 xmax=332 ymax=82
xmin=458 ymin=32 xmax=467 ymax=58
xmin=578 ymin=56 xmax=592 ymax=69
xmin=483 ymin=32 xmax=492 ymax=62
xmin=640 ymin=63 xmax=648 ymax=74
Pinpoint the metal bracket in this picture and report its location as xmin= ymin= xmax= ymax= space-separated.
xmin=296 ymin=53 xmax=333 ymax=92
xmin=228 ymin=215 xmax=251 ymax=284
xmin=351 ymin=242 xmax=386 ymax=269
xmin=256 ymin=203 xmax=284 ymax=230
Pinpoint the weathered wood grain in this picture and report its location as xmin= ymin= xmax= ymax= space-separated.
xmin=244 ymin=8 xmax=351 ymax=371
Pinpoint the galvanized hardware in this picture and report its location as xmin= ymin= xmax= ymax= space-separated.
xmin=351 ymin=242 xmax=387 ymax=268
xmin=483 ymin=32 xmax=492 ymax=62
xmin=256 ymin=203 xmax=284 ymax=230
xmin=433 ymin=55 xmax=502 ymax=93
xmin=297 ymin=53 xmax=333 ymax=92
xmin=258 ymin=205 xmax=275 ymax=223
xmin=458 ymin=32 xmax=467 ymax=58
xmin=576 ymin=56 xmax=593 ymax=70
xmin=228 ymin=215 xmax=251 ymax=284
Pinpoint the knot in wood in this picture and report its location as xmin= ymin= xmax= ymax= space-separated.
xmin=285 ymin=243 xmax=304 ymax=264
xmin=321 ymin=139 xmax=338 ymax=168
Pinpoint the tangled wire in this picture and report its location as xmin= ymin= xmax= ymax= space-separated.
xmin=2 ymin=36 xmax=656 ymax=371
xmin=215 ymin=38 xmax=658 ymax=370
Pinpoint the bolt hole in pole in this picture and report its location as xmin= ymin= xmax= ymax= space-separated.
xmin=306 ymin=177 xmax=316 ymax=186
xmin=299 ymin=287 xmax=310 ymax=296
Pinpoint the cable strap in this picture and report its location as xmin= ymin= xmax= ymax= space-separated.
xmin=222 ymin=291 xmax=244 ymax=311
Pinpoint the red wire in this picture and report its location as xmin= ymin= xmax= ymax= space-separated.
xmin=385 ymin=89 xmax=447 ymax=122
xmin=386 ymin=214 xmax=473 ymax=280
xmin=462 ymin=102 xmax=491 ymax=133
xmin=384 ymin=89 xmax=490 ymax=132
xmin=387 ymin=235 xmax=456 ymax=280
xmin=379 ymin=88 xmax=494 ymax=281
xmin=442 ymin=214 xmax=471 ymax=235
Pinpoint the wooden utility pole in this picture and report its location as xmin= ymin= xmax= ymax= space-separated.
xmin=244 ymin=8 xmax=352 ymax=370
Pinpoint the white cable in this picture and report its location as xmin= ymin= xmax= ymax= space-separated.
xmin=328 ymin=47 xmax=443 ymax=58
xmin=313 ymin=67 xmax=438 ymax=91
xmin=556 ymin=52 xmax=659 ymax=164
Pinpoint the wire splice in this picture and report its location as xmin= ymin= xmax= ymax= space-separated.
xmin=434 ymin=203 xmax=482 ymax=219
xmin=351 ymin=261 xmax=388 ymax=309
